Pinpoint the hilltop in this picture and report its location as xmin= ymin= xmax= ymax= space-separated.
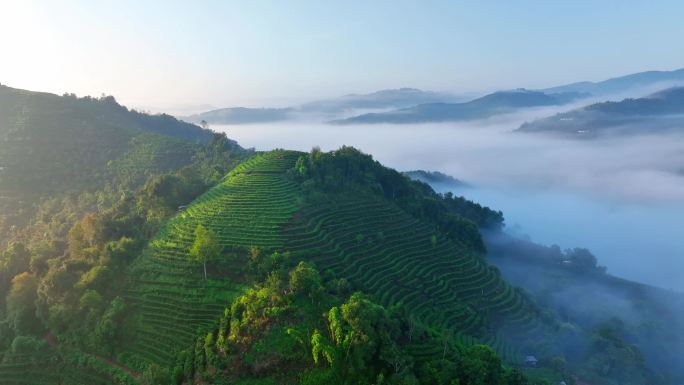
xmin=331 ymin=89 xmax=586 ymax=124
xmin=518 ymin=87 xmax=684 ymax=138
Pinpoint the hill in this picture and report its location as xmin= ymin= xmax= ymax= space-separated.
xmin=182 ymin=88 xmax=468 ymax=124
xmin=183 ymin=107 xmax=295 ymax=125
xmin=0 ymin=84 xmax=239 ymax=239
xmin=331 ymin=89 xmax=586 ymax=124
xmin=0 ymin=145 xmax=673 ymax=384
xmin=117 ymin=149 xmax=546 ymax=370
xmin=542 ymin=67 xmax=684 ymax=97
xmin=485 ymin=232 xmax=684 ymax=382
xmin=299 ymin=87 xmax=469 ymax=114
xmin=517 ymin=87 xmax=684 ymax=137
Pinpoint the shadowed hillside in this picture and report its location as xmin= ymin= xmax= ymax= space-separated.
xmin=518 ymin=87 xmax=684 ymax=138
xmin=0 ymin=85 xmax=239 ymax=239
xmin=332 ymin=89 xmax=586 ymax=124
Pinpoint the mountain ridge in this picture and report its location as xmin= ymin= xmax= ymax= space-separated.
xmin=331 ymin=89 xmax=586 ymax=124
xmin=518 ymin=86 xmax=684 ymax=137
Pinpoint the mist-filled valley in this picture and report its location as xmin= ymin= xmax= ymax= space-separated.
xmin=218 ymin=118 xmax=684 ymax=292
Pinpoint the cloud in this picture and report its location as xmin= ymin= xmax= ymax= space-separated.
xmin=213 ymin=114 xmax=684 ymax=291
xmin=217 ymin=110 xmax=684 ymax=204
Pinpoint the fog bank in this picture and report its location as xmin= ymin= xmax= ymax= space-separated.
xmin=215 ymin=117 xmax=684 ymax=291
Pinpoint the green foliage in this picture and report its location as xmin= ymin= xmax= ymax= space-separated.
xmin=140 ymin=363 xmax=171 ymax=385
xmin=292 ymin=146 xmax=489 ymax=253
xmin=9 ymin=335 xmax=46 ymax=356
xmin=194 ymin=263 xmax=542 ymax=385
xmin=95 ymin=297 xmax=127 ymax=349
xmin=190 ymin=223 xmax=221 ymax=280
xmin=289 ymin=261 xmax=323 ymax=301
xmin=460 ymin=345 xmax=504 ymax=385
xmin=581 ymin=319 xmax=660 ymax=385
xmin=5 ymin=272 xmax=42 ymax=335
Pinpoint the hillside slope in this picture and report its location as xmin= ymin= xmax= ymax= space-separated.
xmin=0 ymin=85 xmax=233 ymax=238
xmin=518 ymin=86 xmax=684 ymax=137
xmin=542 ymin=67 xmax=684 ymax=96
xmin=118 ymin=149 xmax=553 ymax=374
xmin=121 ymin=150 xmax=301 ymax=368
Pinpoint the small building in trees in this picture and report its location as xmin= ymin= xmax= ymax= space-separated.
xmin=525 ymin=355 xmax=538 ymax=367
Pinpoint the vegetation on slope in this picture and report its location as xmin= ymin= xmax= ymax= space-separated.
xmin=152 ymin=260 xmax=546 ymax=385
xmin=84 ymin=147 xmax=571 ymax=384
xmin=1 ymin=135 xmax=677 ymax=385
xmin=0 ymin=84 xmax=237 ymax=239
xmin=486 ymin=233 xmax=684 ymax=384
xmin=0 ymin=90 xmax=247 ymax=383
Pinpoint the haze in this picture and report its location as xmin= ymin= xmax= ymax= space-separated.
xmin=4 ymin=0 xmax=684 ymax=111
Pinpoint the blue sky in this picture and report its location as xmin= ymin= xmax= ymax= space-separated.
xmin=2 ymin=0 xmax=683 ymax=110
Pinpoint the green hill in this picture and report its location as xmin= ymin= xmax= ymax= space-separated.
xmin=116 ymin=149 xmax=552 ymax=372
xmin=0 ymin=84 xmax=237 ymax=239
xmin=120 ymin=150 xmax=301 ymax=368
xmin=0 ymin=144 xmax=670 ymax=385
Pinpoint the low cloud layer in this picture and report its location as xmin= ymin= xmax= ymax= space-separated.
xmin=218 ymin=109 xmax=684 ymax=204
xmin=216 ymin=112 xmax=684 ymax=290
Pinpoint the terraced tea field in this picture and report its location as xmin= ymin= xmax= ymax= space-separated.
xmin=120 ymin=149 xmax=547 ymax=370
xmin=0 ymin=351 xmax=135 ymax=385
xmin=121 ymin=150 xmax=302 ymax=369
xmin=284 ymin=196 xmax=547 ymax=360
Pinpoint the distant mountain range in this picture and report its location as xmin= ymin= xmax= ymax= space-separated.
xmin=185 ymin=107 xmax=295 ymax=125
xmin=183 ymin=67 xmax=684 ymax=126
xmin=183 ymin=88 xmax=468 ymax=124
xmin=331 ymin=89 xmax=586 ymax=124
xmin=298 ymin=87 xmax=468 ymax=113
xmin=518 ymin=87 xmax=684 ymax=138
xmin=541 ymin=67 xmax=684 ymax=97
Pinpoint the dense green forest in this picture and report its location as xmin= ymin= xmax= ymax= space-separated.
xmin=0 ymin=86 xmax=680 ymax=385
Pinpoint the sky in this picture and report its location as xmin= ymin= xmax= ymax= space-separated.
xmin=2 ymin=0 xmax=684 ymax=111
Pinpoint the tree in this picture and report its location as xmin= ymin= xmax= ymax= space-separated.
xmin=6 ymin=272 xmax=41 ymax=335
xmin=190 ymin=224 xmax=220 ymax=280
xmin=289 ymin=261 xmax=322 ymax=302
xmin=140 ymin=363 xmax=170 ymax=385
xmin=200 ymin=120 xmax=209 ymax=130
xmin=459 ymin=345 xmax=503 ymax=385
